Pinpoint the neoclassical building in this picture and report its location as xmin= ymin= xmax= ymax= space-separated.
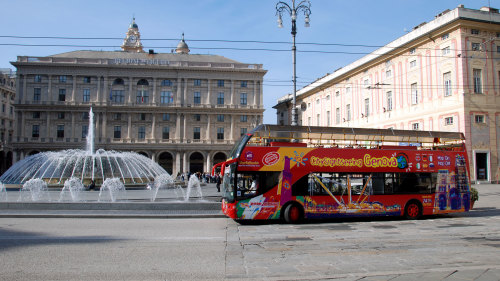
xmin=11 ymin=19 xmax=266 ymax=176
xmin=275 ymin=5 xmax=500 ymax=183
xmin=0 ymin=69 xmax=15 ymax=174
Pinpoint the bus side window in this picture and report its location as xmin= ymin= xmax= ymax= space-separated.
xmin=384 ymin=173 xmax=394 ymax=194
xmin=292 ymin=174 xmax=309 ymax=196
xmin=371 ymin=173 xmax=385 ymax=195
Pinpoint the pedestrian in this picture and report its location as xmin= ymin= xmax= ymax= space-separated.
xmin=216 ymin=174 xmax=221 ymax=192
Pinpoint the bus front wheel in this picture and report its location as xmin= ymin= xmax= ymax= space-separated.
xmin=404 ymin=200 xmax=422 ymax=220
xmin=283 ymin=203 xmax=303 ymax=224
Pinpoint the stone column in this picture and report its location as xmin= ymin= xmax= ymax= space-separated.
xmin=102 ymin=113 xmax=107 ymax=139
xmin=206 ymin=153 xmax=212 ymax=175
xmin=207 ymin=79 xmax=211 ymax=106
xmin=97 ymin=76 xmax=101 ymax=103
xmin=183 ymin=114 xmax=187 ymax=140
xmin=22 ymin=75 xmax=27 ymax=103
xmin=176 ymin=78 xmax=182 ymax=106
xmin=175 ymin=151 xmax=181 ymax=176
xmin=176 ymin=113 xmax=181 ymax=141
xmin=71 ymin=113 xmax=75 ymax=139
xmin=72 ymin=75 xmax=77 ymax=102
xmin=230 ymin=115 xmax=235 ymax=141
xmin=230 ymin=80 xmax=234 ymax=105
xmin=151 ymin=114 xmax=156 ymax=139
xmin=206 ymin=114 xmax=211 ymax=142
xmin=152 ymin=78 xmax=157 ymax=104
xmin=183 ymin=79 xmax=188 ymax=106
xmin=94 ymin=112 xmax=100 ymax=141
xmin=253 ymin=80 xmax=258 ymax=107
xmin=128 ymin=77 xmax=133 ymax=104
xmin=183 ymin=152 xmax=188 ymax=174
xmin=47 ymin=75 xmax=52 ymax=102
xmin=46 ymin=112 xmax=50 ymax=139
xmin=127 ymin=114 xmax=132 ymax=139
xmin=20 ymin=112 xmax=26 ymax=139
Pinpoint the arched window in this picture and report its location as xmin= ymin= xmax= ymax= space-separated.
xmin=113 ymin=78 xmax=124 ymax=85
xmin=137 ymin=79 xmax=149 ymax=86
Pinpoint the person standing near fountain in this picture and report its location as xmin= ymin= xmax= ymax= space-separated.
xmin=216 ymin=173 xmax=221 ymax=192
xmin=88 ymin=179 xmax=96 ymax=191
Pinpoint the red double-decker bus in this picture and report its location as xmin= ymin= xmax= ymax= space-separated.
xmin=214 ymin=125 xmax=471 ymax=223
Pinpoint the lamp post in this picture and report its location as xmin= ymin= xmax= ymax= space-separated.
xmin=276 ymin=0 xmax=311 ymax=126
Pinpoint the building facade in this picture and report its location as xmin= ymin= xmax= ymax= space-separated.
xmin=274 ymin=5 xmax=500 ymax=183
xmin=11 ymin=20 xmax=266 ymax=176
xmin=0 ymin=69 xmax=15 ymax=174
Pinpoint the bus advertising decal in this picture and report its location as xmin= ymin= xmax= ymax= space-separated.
xmin=263 ymin=151 xmax=280 ymax=166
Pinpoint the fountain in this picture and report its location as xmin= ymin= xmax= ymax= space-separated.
xmin=58 ymin=177 xmax=86 ymax=202
xmin=0 ymin=108 xmax=168 ymax=190
xmin=98 ymin=178 xmax=126 ymax=202
xmin=185 ymin=174 xmax=204 ymax=201
xmin=18 ymin=178 xmax=50 ymax=202
xmin=0 ymin=183 xmax=7 ymax=202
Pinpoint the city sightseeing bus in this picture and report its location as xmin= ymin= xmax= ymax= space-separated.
xmin=213 ymin=125 xmax=471 ymax=223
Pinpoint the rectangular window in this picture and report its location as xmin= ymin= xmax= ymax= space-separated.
xmin=241 ymin=81 xmax=247 ymax=88
xmin=473 ymin=69 xmax=482 ymax=93
xmin=386 ymin=69 xmax=392 ymax=78
xmin=57 ymin=112 xmax=65 ymax=119
xmin=111 ymin=90 xmax=125 ymax=103
xmin=335 ymin=91 xmax=340 ymax=97
xmin=497 ymin=46 xmax=500 ymax=53
xmin=326 ymin=111 xmax=331 ymax=126
xmin=193 ymin=127 xmax=200 ymax=140
xmin=217 ymin=127 xmax=224 ymax=140
xmin=161 ymin=79 xmax=172 ymax=86
xmin=387 ymin=91 xmax=393 ymax=111
xmin=193 ymin=79 xmax=201 ymax=86
xmin=445 ymin=117 xmax=454 ymax=125
xmin=364 ymin=98 xmax=370 ymax=117
xmin=83 ymin=89 xmax=90 ymax=102
xmin=114 ymin=126 xmax=121 ymax=139
xmin=443 ymin=72 xmax=452 ymax=97
xmin=59 ymin=75 xmax=67 ymax=83
xmin=33 ymin=88 xmax=41 ymax=101
xmin=326 ymin=95 xmax=330 ymax=101
xmin=33 ymin=111 xmax=41 ymax=119
xmin=217 ymin=114 xmax=224 ymax=122
xmin=471 ymin=29 xmax=480 ymax=35
xmin=441 ymin=46 xmax=450 ymax=55
xmin=32 ymin=125 xmax=40 ymax=138
xmin=217 ymin=80 xmax=224 ymax=87
xmin=83 ymin=76 xmax=91 ymax=83
xmin=82 ymin=112 xmax=89 ymax=120
xmin=193 ymin=92 xmax=201 ymax=104
xmin=162 ymin=127 xmax=170 ymax=139
xmin=82 ymin=125 xmax=88 ymax=138
xmin=240 ymin=127 xmax=247 ymax=137
xmin=161 ymin=91 xmax=174 ymax=104
xmin=34 ymin=75 xmax=42 ymax=82
xmin=136 ymin=90 xmax=149 ymax=103
xmin=410 ymin=60 xmax=417 ymax=68
xmin=57 ymin=125 xmax=64 ymax=138
xmin=346 ymin=104 xmax=351 ymax=121
xmin=217 ymin=92 xmax=224 ymax=105
xmin=316 ymin=114 xmax=320 ymax=126
xmin=194 ymin=114 xmax=201 ymax=121
xmin=472 ymin=42 xmax=481 ymax=51
xmin=441 ymin=33 xmax=449 ymax=40
xmin=411 ymin=83 xmax=418 ymax=105
xmin=140 ymin=113 xmax=146 ymax=121
xmin=163 ymin=113 xmax=170 ymax=121
xmin=475 ymin=115 xmax=485 ymax=124
xmin=409 ymin=48 xmax=416 ymax=54
xmin=240 ymin=93 xmax=247 ymax=105
xmin=412 ymin=123 xmax=420 ymax=130
xmin=240 ymin=115 xmax=247 ymax=122
xmin=335 ymin=107 xmax=340 ymax=124
xmin=138 ymin=126 xmax=146 ymax=139
xmin=58 ymin=89 xmax=66 ymax=101
xmin=113 ymin=113 xmax=121 ymax=120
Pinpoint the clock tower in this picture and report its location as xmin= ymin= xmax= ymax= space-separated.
xmin=121 ymin=18 xmax=144 ymax=53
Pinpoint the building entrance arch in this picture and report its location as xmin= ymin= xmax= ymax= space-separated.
xmin=189 ymin=152 xmax=204 ymax=174
xmin=158 ymin=152 xmax=173 ymax=175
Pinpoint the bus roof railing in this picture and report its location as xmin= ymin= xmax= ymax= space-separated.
xmin=247 ymin=125 xmax=465 ymax=148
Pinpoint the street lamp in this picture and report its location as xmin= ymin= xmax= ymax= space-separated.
xmin=276 ymin=0 xmax=311 ymax=126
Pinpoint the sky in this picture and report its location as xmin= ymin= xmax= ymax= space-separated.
xmin=1 ymin=0 xmax=498 ymax=124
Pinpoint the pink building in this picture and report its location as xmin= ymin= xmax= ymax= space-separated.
xmin=274 ymin=5 xmax=500 ymax=183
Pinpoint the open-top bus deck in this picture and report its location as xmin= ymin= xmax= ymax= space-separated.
xmin=214 ymin=125 xmax=471 ymax=223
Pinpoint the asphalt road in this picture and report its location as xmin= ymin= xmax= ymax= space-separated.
xmin=0 ymin=184 xmax=499 ymax=280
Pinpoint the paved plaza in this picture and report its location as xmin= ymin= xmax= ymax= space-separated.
xmin=0 ymin=184 xmax=499 ymax=280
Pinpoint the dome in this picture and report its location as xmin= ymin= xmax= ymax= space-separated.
xmin=176 ymin=33 xmax=190 ymax=54
xmin=129 ymin=18 xmax=138 ymax=29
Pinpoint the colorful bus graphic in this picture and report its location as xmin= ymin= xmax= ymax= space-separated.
xmin=215 ymin=125 xmax=471 ymax=223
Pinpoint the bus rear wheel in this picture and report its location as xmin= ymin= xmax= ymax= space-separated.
xmin=404 ymin=201 xmax=422 ymax=220
xmin=284 ymin=203 xmax=303 ymax=224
